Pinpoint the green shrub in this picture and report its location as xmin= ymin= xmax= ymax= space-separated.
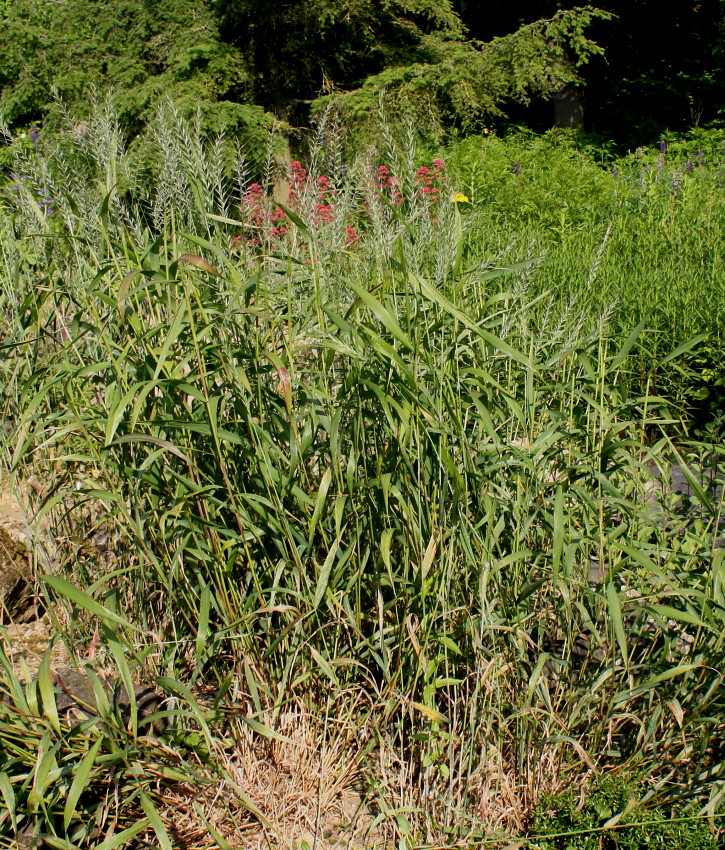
xmin=530 ymin=773 xmax=720 ymax=849
xmin=443 ymin=128 xmax=725 ymax=421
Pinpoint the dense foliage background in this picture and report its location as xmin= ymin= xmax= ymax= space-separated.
xmin=462 ymin=0 xmax=725 ymax=143
xmin=2 ymin=0 xmax=724 ymax=145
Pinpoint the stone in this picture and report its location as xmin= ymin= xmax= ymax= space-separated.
xmin=51 ymin=666 xmax=166 ymax=735
xmin=0 ymin=524 xmax=37 ymax=622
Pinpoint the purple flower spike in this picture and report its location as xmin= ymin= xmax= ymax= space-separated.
xmin=685 ymin=161 xmax=694 ymax=172
xmin=513 ymin=162 xmax=521 ymax=175
xmin=611 ymin=166 xmax=619 ymax=177
xmin=660 ymin=139 xmax=667 ymax=154
xmin=671 ymin=170 xmax=683 ymax=193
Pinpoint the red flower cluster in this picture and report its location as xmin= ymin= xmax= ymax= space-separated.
xmin=374 ymin=165 xmax=403 ymax=206
xmin=241 ymin=182 xmax=265 ymax=231
xmin=238 ymin=181 xmax=288 ymax=241
xmin=233 ymin=158 xmax=448 ymax=252
xmin=315 ymin=174 xmax=335 ymax=223
xmin=416 ymin=159 xmax=447 ymax=201
xmin=288 ymin=160 xmax=307 ymax=205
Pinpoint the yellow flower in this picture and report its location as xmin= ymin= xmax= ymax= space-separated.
xmin=452 ymin=192 xmax=470 ymax=203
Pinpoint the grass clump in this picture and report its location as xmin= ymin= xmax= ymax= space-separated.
xmin=0 ymin=106 xmax=724 ymax=847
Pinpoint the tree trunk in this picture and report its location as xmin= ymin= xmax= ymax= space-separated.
xmin=271 ymin=101 xmax=292 ymax=206
xmin=553 ymin=84 xmax=584 ymax=128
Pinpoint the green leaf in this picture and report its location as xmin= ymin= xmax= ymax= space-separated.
xmin=647 ymin=604 xmax=707 ymax=630
xmin=205 ymin=212 xmax=246 ymax=227
xmin=657 ymin=333 xmax=708 ymax=367
xmin=271 ymin=202 xmax=311 ymax=236
xmin=0 ymin=772 xmax=16 ymax=832
xmin=64 ymin=736 xmax=103 ymax=830
xmin=107 ymin=434 xmax=191 ymax=463
xmin=411 ymin=272 xmax=532 ymax=367
xmin=37 ymin=649 xmax=60 ymax=735
xmin=41 ymin=576 xmax=136 ymax=631
xmin=156 ymin=676 xmax=213 ymax=749
xmin=103 ymin=623 xmax=138 ymax=734
xmin=313 ymin=544 xmax=338 ymax=609
xmin=95 ymin=820 xmax=152 ymax=850
xmin=309 ymin=647 xmax=339 ymax=687
xmin=195 ymin=584 xmax=211 ymax=664
xmin=607 ymin=581 xmax=629 ymax=668
xmin=241 ymin=716 xmax=298 ymax=746
xmin=613 ymin=663 xmax=704 ymax=705
xmin=139 ymin=792 xmax=173 ymax=850
xmin=347 ymin=280 xmax=413 ymax=350
xmin=192 ymin=801 xmax=235 ymax=849
xmin=308 ymin=467 xmax=333 ymax=546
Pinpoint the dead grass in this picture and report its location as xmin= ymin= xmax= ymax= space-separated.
xmin=154 ymin=694 xmax=389 ymax=849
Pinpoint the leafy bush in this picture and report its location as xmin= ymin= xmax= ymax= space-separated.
xmin=443 ymin=128 xmax=725 ymax=420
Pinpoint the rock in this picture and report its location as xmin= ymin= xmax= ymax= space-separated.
xmin=0 ymin=524 xmax=37 ymax=622
xmin=1 ymin=617 xmax=69 ymax=682
xmin=51 ymin=666 xmax=166 ymax=735
xmin=1 ymin=663 xmax=166 ymax=737
xmin=0 ymin=481 xmax=43 ymax=623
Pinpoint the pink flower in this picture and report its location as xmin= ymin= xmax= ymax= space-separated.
xmin=289 ymin=161 xmax=308 ymax=205
xmin=315 ymin=201 xmax=334 ymax=222
xmin=241 ymin=183 xmax=267 ymax=231
xmin=290 ymin=161 xmax=307 ymax=181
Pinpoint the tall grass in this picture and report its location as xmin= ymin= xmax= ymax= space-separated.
xmin=445 ymin=130 xmax=725 ymax=421
xmin=0 ymin=106 xmax=723 ymax=847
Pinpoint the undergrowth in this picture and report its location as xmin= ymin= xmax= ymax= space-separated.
xmin=0 ymin=104 xmax=723 ymax=848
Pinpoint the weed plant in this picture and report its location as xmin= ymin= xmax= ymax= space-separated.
xmin=530 ymin=771 xmax=720 ymax=850
xmin=0 ymin=106 xmax=723 ymax=847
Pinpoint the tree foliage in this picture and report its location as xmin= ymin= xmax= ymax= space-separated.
xmin=0 ymin=0 xmax=265 ymax=137
xmin=214 ymin=0 xmax=466 ymax=117
xmin=0 ymin=0 xmax=723 ymax=143
xmin=215 ymin=0 xmax=610 ymax=130
xmin=459 ymin=0 xmax=725 ymax=142
xmin=317 ymin=6 xmax=611 ymax=130
xmin=0 ymin=0 xmax=611 ymax=140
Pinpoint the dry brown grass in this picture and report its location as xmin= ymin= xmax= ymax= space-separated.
xmin=153 ymin=692 xmax=389 ymax=849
